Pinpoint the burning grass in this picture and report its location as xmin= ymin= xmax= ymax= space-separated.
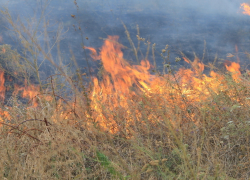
xmin=1 ymin=3 xmax=250 ymax=180
xmin=0 ymin=35 xmax=250 ymax=179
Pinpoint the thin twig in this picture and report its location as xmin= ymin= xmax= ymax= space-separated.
xmin=16 ymin=119 xmax=51 ymax=127
xmin=0 ymin=122 xmax=41 ymax=142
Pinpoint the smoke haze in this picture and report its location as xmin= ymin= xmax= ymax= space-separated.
xmin=1 ymin=0 xmax=250 ymax=72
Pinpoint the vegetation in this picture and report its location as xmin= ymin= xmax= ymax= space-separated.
xmin=0 ymin=1 xmax=250 ymax=179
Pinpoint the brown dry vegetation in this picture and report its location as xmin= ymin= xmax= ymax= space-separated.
xmin=0 ymin=1 xmax=250 ymax=180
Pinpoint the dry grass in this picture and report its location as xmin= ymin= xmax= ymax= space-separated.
xmin=1 ymin=69 xmax=250 ymax=179
xmin=0 ymin=74 xmax=250 ymax=179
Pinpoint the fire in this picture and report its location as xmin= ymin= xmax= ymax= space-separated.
xmin=224 ymin=60 xmax=241 ymax=82
xmin=0 ymin=35 xmax=243 ymax=134
xmin=14 ymin=81 xmax=40 ymax=107
xmin=0 ymin=70 xmax=5 ymax=101
xmin=87 ymin=36 xmax=242 ymax=133
xmin=88 ymin=36 xmax=154 ymax=132
xmin=240 ymin=3 xmax=250 ymax=15
xmin=88 ymin=36 xmax=152 ymax=94
xmin=1 ymin=48 xmax=5 ymax=54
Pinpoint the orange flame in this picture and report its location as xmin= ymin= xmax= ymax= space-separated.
xmin=240 ymin=3 xmax=250 ymax=15
xmin=0 ymin=70 xmax=5 ymax=101
xmin=1 ymin=48 xmax=6 ymax=54
xmin=224 ymin=60 xmax=241 ymax=82
xmin=88 ymin=36 xmax=152 ymax=95
xmin=87 ymin=36 xmax=244 ymax=133
xmin=0 ymin=35 xmax=244 ymax=134
xmin=14 ymin=80 xmax=40 ymax=107
xmin=88 ymin=36 xmax=156 ymax=133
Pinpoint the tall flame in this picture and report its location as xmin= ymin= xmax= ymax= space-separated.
xmin=88 ymin=36 xmax=152 ymax=94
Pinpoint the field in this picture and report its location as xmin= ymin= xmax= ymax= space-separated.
xmin=1 ymin=1 xmax=250 ymax=180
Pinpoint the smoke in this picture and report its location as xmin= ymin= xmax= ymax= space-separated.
xmin=1 ymin=0 xmax=250 ymax=71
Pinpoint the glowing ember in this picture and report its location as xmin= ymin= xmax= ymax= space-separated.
xmin=240 ymin=3 xmax=250 ymax=15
